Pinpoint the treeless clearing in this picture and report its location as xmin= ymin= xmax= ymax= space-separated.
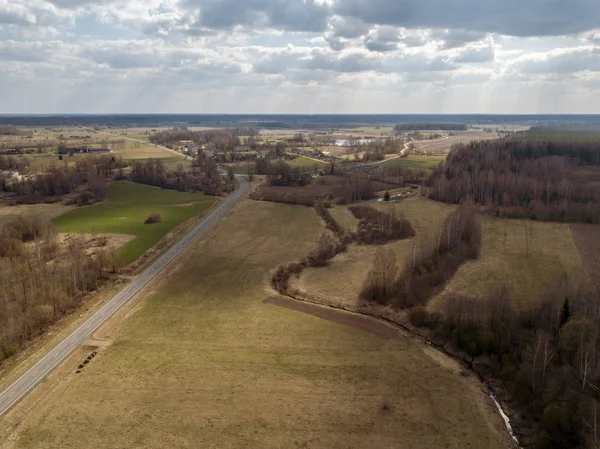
xmin=1 ymin=199 xmax=508 ymax=449
xmin=0 ymin=203 xmax=74 ymax=224
xmin=110 ymin=138 xmax=174 ymax=159
xmin=329 ymin=205 xmax=360 ymax=232
xmin=437 ymin=217 xmax=587 ymax=308
xmin=413 ymin=133 xmax=498 ymax=154
xmin=570 ymin=223 xmax=600 ymax=291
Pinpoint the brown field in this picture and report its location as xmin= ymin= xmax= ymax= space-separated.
xmin=292 ymin=197 xmax=454 ymax=308
xmin=571 ymin=223 xmax=600 ymax=291
xmin=328 ymin=205 xmax=360 ymax=232
xmin=0 ymin=203 xmax=73 ymax=224
xmin=413 ymin=133 xmax=498 ymax=154
xmin=0 ymin=199 xmax=510 ymax=449
xmin=292 ymin=196 xmax=586 ymax=311
xmin=251 ymin=175 xmax=396 ymax=206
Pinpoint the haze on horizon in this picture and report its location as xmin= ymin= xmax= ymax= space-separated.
xmin=1 ymin=0 xmax=599 ymax=114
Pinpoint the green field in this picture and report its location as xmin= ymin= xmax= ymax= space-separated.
xmin=52 ymin=182 xmax=214 ymax=264
xmin=286 ymin=156 xmax=330 ymax=171
xmin=380 ymin=155 xmax=445 ymax=169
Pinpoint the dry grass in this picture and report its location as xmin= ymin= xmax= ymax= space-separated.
xmin=110 ymin=139 xmax=174 ymax=159
xmin=2 ymin=199 xmax=507 ymax=449
xmin=570 ymin=224 xmax=600 ymax=291
xmin=328 ymin=205 xmax=360 ymax=232
xmin=413 ymin=133 xmax=498 ymax=154
xmin=295 ymin=196 xmax=586 ymax=311
xmin=435 ymin=217 xmax=587 ymax=309
xmin=0 ymin=203 xmax=74 ymax=225
xmin=293 ymin=197 xmax=454 ymax=307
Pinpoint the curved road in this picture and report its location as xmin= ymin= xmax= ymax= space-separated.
xmin=0 ymin=175 xmax=247 ymax=418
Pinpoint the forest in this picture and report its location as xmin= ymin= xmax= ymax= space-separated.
xmin=394 ymin=123 xmax=468 ymax=131
xmin=428 ymin=133 xmax=600 ymax=223
xmin=0 ymin=215 xmax=118 ymax=363
xmin=130 ymin=154 xmax=234 ymax=195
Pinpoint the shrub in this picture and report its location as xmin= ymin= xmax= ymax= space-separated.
xmin=144 ymin=213 xmax=162 ymax=224
xmin=349 ymin=205 xmax=415 ymax=244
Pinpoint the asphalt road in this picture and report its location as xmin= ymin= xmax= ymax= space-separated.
xmin=0 ymin=175 xmax=247 ymax=418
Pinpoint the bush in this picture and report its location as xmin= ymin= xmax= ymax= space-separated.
xmin=144 ymin=213 xmax=162 ymax=224
xmin=349 ymin=205 xmax=415 ymax=244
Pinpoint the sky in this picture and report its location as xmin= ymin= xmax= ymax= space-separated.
xmin=1 ymin=0 xmax=600 ymax=114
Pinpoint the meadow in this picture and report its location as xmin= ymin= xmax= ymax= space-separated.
xmin=380 ymin=154 xmax=445 ymax=169
xmin=294 ymin=196 xmax=587 ymax=310
xmin=52 ymin=182 xmax=214 ymax=265
xmin=3 ymin=199 xmax=509 ymax=449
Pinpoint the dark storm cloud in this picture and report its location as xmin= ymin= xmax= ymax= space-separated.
xmin=333 ymin=0 xmax=600 ymax=37
xmin=187 ymin=0 xmax=330 ymax=32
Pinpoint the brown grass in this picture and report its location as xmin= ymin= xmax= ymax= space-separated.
xmin=293 ymin=196 xmax=587 ymax=311
xmin=0 ymin=198 xmax=508 ymax=449
xmin=414 ymin=133 xmax=498 ymax=154
xmin=570 ymin=223 xmax=600 ymax=291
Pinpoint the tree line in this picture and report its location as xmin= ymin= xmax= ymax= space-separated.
xmin=130 ymin=154 xmax=234 ymax=196
xmin=394 ymin=123 xmax=468 ymax=132
xmin=0 ymin=215 xmax=118 ymax=363
xmin=361 ymin=200 xmax=481 ymax=307
xmin=4 ymin=155 xmax=122 ymax=205
xmin=428 ymin=137 xmax=600 ymax=223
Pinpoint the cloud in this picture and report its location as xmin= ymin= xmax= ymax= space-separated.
xmin=0 ymin=1 xmax=37 ymax=26
xmin=364 ymin=26 xmax=399 ymax=52
xmin=328 ymin=15 xmax=369 ymax=39
xmin=333 ymin=0 xmax=600 ymax=37
xmin=431 ymin=29 xmax=487 ymax=48
xmin=0 ymin=39 xmax=68 ymax=62
xmin=454 ymin=44 xmax=495 ymax=63
xmin=187 ymin=0 xmax=330 ymax=32
xmin=512 ymin=47 xmax=600 ymax=74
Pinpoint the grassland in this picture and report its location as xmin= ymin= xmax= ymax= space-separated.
xmin=0 ymin=203 xmax=74 ymax=225
xmin=380 ymin=154 xmax=445 ymax=169
xmin=286 ymin=155 xmax=330 ymax=170
xmin=3 ymin=199 xmax=508 ymax=449
xmin=438 ymin=217 xmax=588 ymax=308
xmin=109 ymin=138 xmax=175 ymax=160
xmin=52 ymin=182 xmax=214 ymax=265
xmin=294 ymin=196 xmax=586 ymax=310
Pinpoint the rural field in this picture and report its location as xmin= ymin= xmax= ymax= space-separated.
xmin=411 ymin=133 xmax=498 ymax=154
xmin=52 ymin=182 xmax=215 ymax=265
xmin=293 ymin=196 xmax=588 ymax=311
xmin=380 ymin=154 xmax=445 ymax=169
xmin=0 ymin=199 xmax=510 ymax=449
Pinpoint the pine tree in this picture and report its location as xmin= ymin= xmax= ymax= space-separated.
xmin=560 ymin=298 xmax=571 ymax=327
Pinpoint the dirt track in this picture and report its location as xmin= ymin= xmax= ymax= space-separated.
xmin=265 ymin=296 xmax=402 ymax=339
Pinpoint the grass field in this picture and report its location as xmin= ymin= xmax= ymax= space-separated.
xmin=380 ymin=155 xmax=445 ymax=169
xmin=286 ymin=156 xmax=330 ymax=171
xmin=110 ymin=139 xmax=175 ymax=160
xmin=4 ymin=199 xmax=508 ymax=449
xmin=52 ymin=182 xmax=214 ymax=265
xmin=295 ymin=196 xmax=586 ymax=310
xmin=0 ymin=203 xmax=74 ymax=225
xmin=439 ymin=217 xmax=588 ymax=308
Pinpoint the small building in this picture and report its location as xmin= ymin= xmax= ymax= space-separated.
xmin=233 ymin=145 xmax=250 ymax=153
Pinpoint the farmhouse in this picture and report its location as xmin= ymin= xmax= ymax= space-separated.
xmin=58 ymin=146 xmax=110 ymax=155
